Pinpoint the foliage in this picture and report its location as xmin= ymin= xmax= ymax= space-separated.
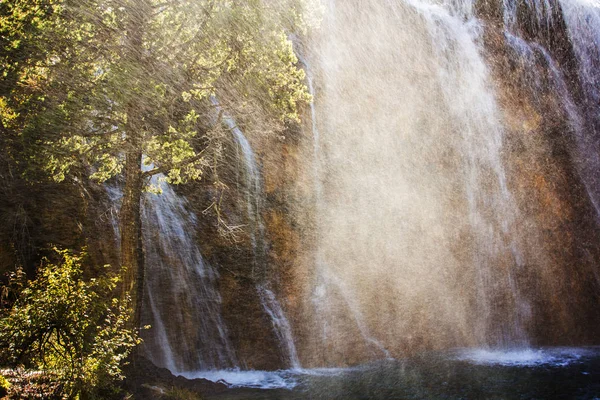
xmin=0 ymin=373 xmax=10 ymax=396
xmin=0 ymin=0 xmax=58 ymax=178
xmin=1 ymin=0 xmax=320 ymax=315
xmin=0 ymin=249 xmax=140 ymax=399
xmin=1 ymin=369 xmax=62 ymax=399
xmin=0 ymin=0 xmax=318 ymax=186
xmin=0 ymin=0 xmax=321 ymax=343
xmin=0 ymin=374 xmax=9 ymax=389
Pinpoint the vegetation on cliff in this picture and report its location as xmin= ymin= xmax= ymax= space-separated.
xmin=0 ymin=0 xmax=318 ymax=396
xmin=2 ymin=0 xmax=315 ymax=324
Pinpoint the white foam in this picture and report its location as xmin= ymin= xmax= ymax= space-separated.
xmin=177 ymin=366 xmax=357 ymax=389
xmin=294 ymin=367 xmax=359 ymax=376
xmin=453 ymin=347 xmax=595 ymax=367
xmin=178 ymin=369 xmax=297 ymax=389
xmin=176 ymin=349 xmax=599 ymax=389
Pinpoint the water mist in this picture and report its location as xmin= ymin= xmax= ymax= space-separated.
xmin=300 ymin=0 xmax=532 ymax=366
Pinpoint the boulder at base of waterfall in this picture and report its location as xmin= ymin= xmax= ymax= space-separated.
xmin=123 ymin=357 xmax=228 ymax=398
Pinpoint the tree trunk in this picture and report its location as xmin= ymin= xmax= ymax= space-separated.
xmin=120 ymin=147 xmax=144 ymax=329
xmin=120 ymin=0 xmax=151 ymax=331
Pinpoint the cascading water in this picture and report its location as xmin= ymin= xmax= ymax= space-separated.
xmin=211 ymin=98 xmax=301 ymax=369
xmin=299 ymin=53 xmax=391 ymax=360
xmin=140 ymin=173 xmax=238 ymax=373
xmin=556 ymin=0 xmax=600 ymax=217
xmin=299 ymin=0 xmax=534 ymax=366
xmin=400 ymin=0 xmax=530 ymax=347
xmin=500 ymin=0 xmax=600 ymax=293
xmin=560 ymin=0 xmax=600 ymax=109
xmin=502 ymin=0 xmax=600 ymax=219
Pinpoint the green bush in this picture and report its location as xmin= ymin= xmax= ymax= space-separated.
xmin=0 ymin=249 xmax=140 ymax=399
xmin=0 ymin=373 xmax=10 ymax=396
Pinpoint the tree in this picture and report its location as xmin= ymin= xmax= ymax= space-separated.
xmin=0 ymin=249 xmax=139 ymax=399
xmin=3 ymin=0 xmax=316 ymax=327
xmin=0 ymin=0 xmax=76 ymax=270
xmin=0 ymin=0 xmax=61 ymax=174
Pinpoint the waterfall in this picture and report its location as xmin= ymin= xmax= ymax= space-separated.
xmin=402 ymin=0 xmax=530 ymax=346
xmin=106 ymin=0 xmax=600 ymax=375
xmin=105 ymin=184 xmax=122 ymax=242
xmin=559 ymin=0 xmax=600 ymax=107
xmin=502 ymin=0 xmax=600 ymax=219
xmin=211 ymin=98 xmax=301 ymax=369
xmin=300 ymin=53 xmax=391 ymax=359
xmin=558 ymin=0 xmax=600 ymax=217
xmin=500 ymin=0 xmax=600 ymax=292
xmin=105 ymin=175 xmax=237 ymax=372
xmin=299 ymin=0 xmax=535 ymax=366
xmin=141 ymin=174 xmax=238 ymax=373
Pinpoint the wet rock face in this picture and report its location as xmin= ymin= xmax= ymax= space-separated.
xmin=0 ymin=178 xmax=85 ymax=278
xmin=478 ymin=0 xmax=600 ymax=346
xmin=178 ymin=135 xmax=292 ymax=371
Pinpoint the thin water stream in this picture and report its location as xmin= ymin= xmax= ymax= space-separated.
xmin=141 ymin=173 xmax=238 ymax=372
xmin=212 ymin=97 xmax=301 ymax=369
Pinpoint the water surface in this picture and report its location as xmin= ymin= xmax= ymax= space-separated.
xmin=199 ymin=347 xmax=600 ymax=399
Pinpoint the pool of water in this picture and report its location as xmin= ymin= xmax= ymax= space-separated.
xmin=196 ymin=347 xmax=600 ymax=399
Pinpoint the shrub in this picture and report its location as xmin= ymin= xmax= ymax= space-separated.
xmin=0 ymin=373 xmax=10 ymax=396
xmin=0 ymin=249 xmax=140 ymax=399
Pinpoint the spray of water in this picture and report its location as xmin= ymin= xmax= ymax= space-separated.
xmin=296 ymin=0 xmax=533 ymax=366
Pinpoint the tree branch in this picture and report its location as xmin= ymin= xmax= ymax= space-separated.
xmin=141 ymin=146 xmax=209 ymax=179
